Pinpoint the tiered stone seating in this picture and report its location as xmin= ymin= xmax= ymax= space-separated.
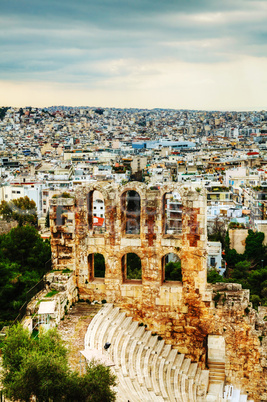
xmin=84 ymin=304 xmax=227 ymax=401
xmin=95 ymin=306 xmax=120 ymax=349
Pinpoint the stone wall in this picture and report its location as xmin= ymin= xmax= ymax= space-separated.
xmin=50 ymin=183 xmax=267 ymax=400
xmin=229 ymin=228 xmax=248 ymax=254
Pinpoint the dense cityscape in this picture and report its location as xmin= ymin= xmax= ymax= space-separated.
xmin=1 ymin=105 xmax=267 ymax=236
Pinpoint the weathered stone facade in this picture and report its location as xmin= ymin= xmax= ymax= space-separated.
xmin=50 ymin=182 xmax=267 ymax=400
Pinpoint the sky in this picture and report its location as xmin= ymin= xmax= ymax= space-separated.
xmin=0 ymin=0 xmax=267 ymax=110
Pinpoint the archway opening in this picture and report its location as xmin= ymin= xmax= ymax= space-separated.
xmin=122 ymin=253 xmax=142 ymax=282
xmin=162 ymin=191 xmax=182 ymax=235
xmin=94 ymin=253 xmax=105 ymax=278
xmin=121 ymin=190 xmax=141 ymax=235
xmin=88 ymin=253 xmax=106 ymax=281
xmin=162 ymin=253 xmax=182 ymax=282
xmin=87 ymin=190 xmax=105 ymax=233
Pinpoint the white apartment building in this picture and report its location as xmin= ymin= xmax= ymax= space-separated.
xmin=0 ymin=183 xmax=43 ymax=215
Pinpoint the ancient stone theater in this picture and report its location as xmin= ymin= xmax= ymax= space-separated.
xmin=50 ymin=182 xmax=267 ymax=400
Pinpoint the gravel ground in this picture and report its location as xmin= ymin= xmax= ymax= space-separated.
xmin=56 ymin=302 xmax=101 ymax=371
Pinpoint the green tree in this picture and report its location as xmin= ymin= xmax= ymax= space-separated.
xmin=0 ymin=225 xmax=50 ymax=274
xmin=208 ymin=216 xmax=227 ymax=248
xmin=94 ymin=253 xmax=105 ymax=277
xmin=244 ymin=229 xmax=265 ymax=263
xmin=126 ymin=253 xmax=141 ymax=279
xmin=0 ymin=106 xmax=9 ymax=120
xmin=165 ymin=261 xmax=182 ymax=281
xmin=0 ymin=261 xmax=22 ymax=322
xmin=207 ymin=268 xmax=225 ymax=284
xmin=0 ymin=196 xmax=37 ymax=226
xmin=231 ymin=260 xmax=250 ymax=281
xmin=2 ymin=325 xmax=117 ymax=402
xmin=246 ymin=268 xmax=267 ymax=297
xmin=0 ymin=225 xmax=51 ymax=327
xmin=45 ymin=210 xmax=50 ymax=228
xmin=65 ymin=362 xmax=117 ymax=402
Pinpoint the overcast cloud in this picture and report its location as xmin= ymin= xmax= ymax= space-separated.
xmin=0 ymin=0 xmax=267 ymax=110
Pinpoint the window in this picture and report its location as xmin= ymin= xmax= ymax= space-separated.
xmin=88 ymin=253 xmax=105 ymax=281
xmin=210 ymin=257 xmax=216 ymax=266
xmin=122 ymin=253 xmax=142 ymax=283
xmin=162 ymin=192 xmax=182 ymax=235
xmin=121 ymin=190 xmax=141 ymax=235
xmin=87 ymin=190 xmax=105 ymax=232
xmin=162 ymin=253 xmax=182 ymax=282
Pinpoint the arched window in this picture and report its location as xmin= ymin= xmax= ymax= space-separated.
xmin=88 ymin=253 xmax=106 ymax=281
xmin=56 ymin=205 xmax=67 ymax=226
xmin=122 ymin=253 xmax=142 ymax=283
xmin=162 ymin=253 xmax=182 ymax=282
xmin=162 ymin=191 xmax=182 ymax=235
xmin=87 ymin=190 xmax=105 ymax=233
xmin=121 ymin=190 xmax=141 ymax=235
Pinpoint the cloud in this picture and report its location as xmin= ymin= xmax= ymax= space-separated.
xmin=1 ymin=55 xmax=267 ymax=110
xmin=0 ymin=0 xmax=267 ymax=109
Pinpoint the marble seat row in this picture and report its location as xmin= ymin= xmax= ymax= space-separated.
xmin=84 ymin=304 xmax=216 ymax=402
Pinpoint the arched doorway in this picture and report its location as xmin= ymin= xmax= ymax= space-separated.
xmin=88 ymin=253 xmax=106 ymax=281
xmin=122 ymin=253 xmax=142 ymax=283
xmin=162 ymin=191 xmax=182 ymax=235
xmin=87 ymin=190 xmax=105 ymax=233
xmin=162 ymin=253 xmax=182 ymax=282
xmin=121 ymin=190 xmax=141 ymax=235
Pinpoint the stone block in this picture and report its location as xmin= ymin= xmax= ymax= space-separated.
xmin=130 ymin=238 xmax=141 ymax=247
xmin=177 ymin=346 xmax=188 ymax=354
xmin=161 ymin=238 xmax=171 ymax=246
xmin=95 ymin=237 xmax=105 ymax=245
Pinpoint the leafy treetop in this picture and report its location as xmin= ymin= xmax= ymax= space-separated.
xmin=2 ymin=324 xmax=117 ymax=402
xmin=0 ymin=196 xmax=37 ymax=226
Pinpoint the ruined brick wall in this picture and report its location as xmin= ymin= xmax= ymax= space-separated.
xmin=50 ymin=183 xmax=267 ymax=400
xmin=229 ymin=228 xmax=248 ymax=254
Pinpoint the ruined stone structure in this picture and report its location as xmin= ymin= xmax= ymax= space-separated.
xmin=50 ymin=182 xmax=267 ymax=401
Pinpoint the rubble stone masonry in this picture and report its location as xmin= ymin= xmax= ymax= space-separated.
xmin=50 ymin=182 xmax=267 ymax=400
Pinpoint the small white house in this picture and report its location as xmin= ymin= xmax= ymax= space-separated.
xmin=207 ymin=241 xmax=225 ymax=275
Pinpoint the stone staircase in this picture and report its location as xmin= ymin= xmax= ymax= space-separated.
xmin=208 ymin=360 xmax=225 ymax=384
xmin=206 ymin=360 xmax=225 ymax=401
xmin=84 ymin=303 xmax=213 ymax=402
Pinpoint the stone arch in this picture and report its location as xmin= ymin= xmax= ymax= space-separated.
xmin=121 ymin=252 xmax=142 ymax=283
xmin=161 ymin=252 xmax=182 ymax=283
xmin=86 ymin=182 xmax=113 ymax=200
xmin=121 ymin=190 xmax=141 ymax=235
xmin=162 ymin=190 xmax=182 ymax=235
xmin=119 ymin=182 xmax=147 ymax=198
